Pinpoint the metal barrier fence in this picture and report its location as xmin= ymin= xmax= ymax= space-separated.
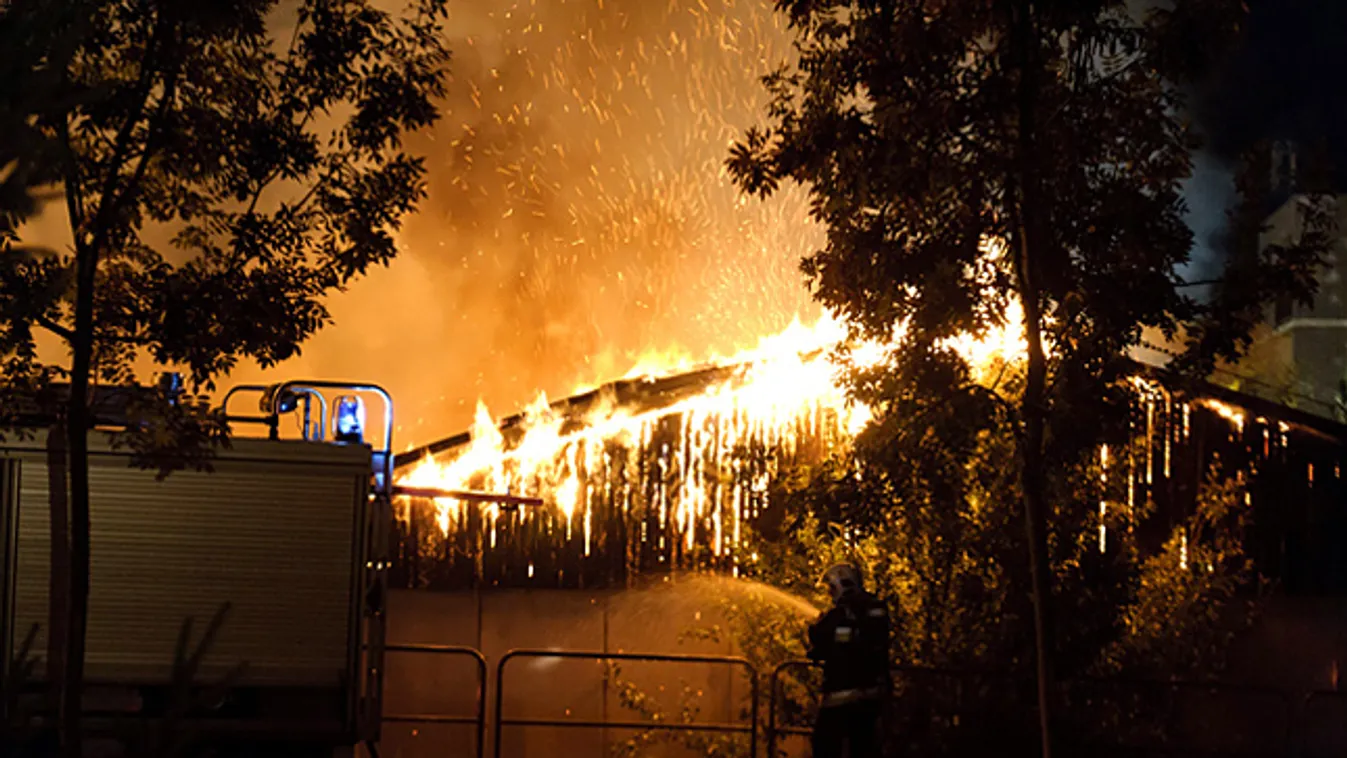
xmin=492 ymin=649 xmax=759 ymax=758
xmin=765 ymin=659 xmax=817 ymax=755
xmin=766 ymin=659 xmax=1301 ymax=758
xmin=1062 ymin=674 xmax=1294 ymax=757
xmin=767 ymin=659 xmax=1033 ymax=756
xmin=1298 ymin=689 xmax=1347 ymax=758
xmin=382 ymin=644 xmax=488 ymax=758
xmin=368 ymin=647 xmax=1345 ymax=758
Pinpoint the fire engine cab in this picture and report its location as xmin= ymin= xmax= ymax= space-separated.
xmin=1 ymin=378 xmax=397 ymax=756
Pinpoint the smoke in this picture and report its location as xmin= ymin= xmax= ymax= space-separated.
xmin=230 ymin=0 xmax=821 ymax=448
xmin=1183 ymin=0 xmax=1347 ymax=278
xmin=53 ymin=0 xmax=1341 ymax=450
xmin=1181 ymin=146 xmax=1239 ymax=284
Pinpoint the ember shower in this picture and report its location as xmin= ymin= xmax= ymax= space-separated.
xmin=370 ymin=0 xmax=1347 ymax=589
xmin=293 ymin=0 xmax=823 ymax=446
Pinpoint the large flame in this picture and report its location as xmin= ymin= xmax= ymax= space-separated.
xmin=399 ymin=239 xmax=1026 ymax=566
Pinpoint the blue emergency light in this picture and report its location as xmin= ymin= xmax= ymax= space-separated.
xmin=333 ymin=395 xmax=366 ymax=444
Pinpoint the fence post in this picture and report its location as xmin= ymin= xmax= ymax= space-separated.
xmin=381 ymin=644 xmax=488 ymax=758
xmin=493 ymin=651 xmax=513 ymax=758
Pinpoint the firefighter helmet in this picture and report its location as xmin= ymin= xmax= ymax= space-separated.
xmin=822 ymin=562 xmax=863 ymax=603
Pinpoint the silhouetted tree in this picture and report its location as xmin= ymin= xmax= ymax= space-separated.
xmin=727 ymin=2 xmax=1331 ymax=756
xmin=0 ymin=1 xmax=450 ymax=754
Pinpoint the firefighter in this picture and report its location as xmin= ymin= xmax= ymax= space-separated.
xmin=806 ymin=562 xmax=891 ymax=758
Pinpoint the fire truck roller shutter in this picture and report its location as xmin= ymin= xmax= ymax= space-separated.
xmin=3 ymin=435 xmax=370 ymax=688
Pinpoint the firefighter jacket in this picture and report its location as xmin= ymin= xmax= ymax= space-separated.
xmin=806 ymin=590 xmax=891 ymax=707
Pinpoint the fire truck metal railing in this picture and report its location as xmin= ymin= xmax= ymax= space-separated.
xmin=492 ymin=649 xmax=759 ymax=758
xmin=381 ymin=644 xmax=489 ymax=758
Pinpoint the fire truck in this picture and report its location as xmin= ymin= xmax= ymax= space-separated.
xmin=1 ymin=378 xmax=416 ymax=756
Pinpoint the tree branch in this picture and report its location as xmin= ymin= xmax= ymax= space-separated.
xmin=243 ymin=116 xmax=312 ymax=217
xmin=111 ymin=52 xmax=182 ymax=221
xmin=84 ymin=13 xmax=172 ymax=258
xmin=1176 ymin=278 xmax=1223 ymax=289
xmin=58 ymin=105 xmax=86 ymax=247
xmin=36 ymin=313 xmax=75 ymax=342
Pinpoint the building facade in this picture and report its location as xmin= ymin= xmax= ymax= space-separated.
xmin=1261 ymin=194 xmax=1347 ymax=418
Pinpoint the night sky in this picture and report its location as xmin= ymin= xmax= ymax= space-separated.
xmin=1181 ymin=0 xmax=1346 ymax=277
xmin=1197 ymin=0 xmax=1347 ymax=171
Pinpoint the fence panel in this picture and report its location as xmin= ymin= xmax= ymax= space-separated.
xmin=382 ymin=643 xmax=488 ymax=758
xmin=768 ymin=660 xmax=1295 ymax=758
xmin=1295 ymin=690 xmax=1347 ymax=758
xmin=493 ymin=649 xmax=758 ymax=758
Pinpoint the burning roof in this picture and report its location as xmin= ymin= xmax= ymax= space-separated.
xmin=390 ymin=303 xmax=1347 ymax=590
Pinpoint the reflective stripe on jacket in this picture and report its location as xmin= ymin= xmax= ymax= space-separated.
xmin=819 ymin=685 xmax=886 ymax=708
xmin=807 ymin=590 xmax=891 ymax=699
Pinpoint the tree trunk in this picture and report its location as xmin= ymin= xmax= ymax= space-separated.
xmin=44 ymin=422 xmax=70 ymax=717
xmin=60 ymin=238 xmax=98 ymax=758
xmin=1010 ymin=3 xmax=1055 ymax=758
xmin=1018 ymin=329 xmax=1054 ymax=758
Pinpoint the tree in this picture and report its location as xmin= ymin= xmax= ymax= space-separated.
xmin=727 ymin=2 xmax=1329 ymax=756
xmin=0 ymin=1 xmax=450 ymax=753
xmin=0 ymin=1 xmax=89 ymax=243
xmin=608 ymin=429 xmax=1258 ymax=757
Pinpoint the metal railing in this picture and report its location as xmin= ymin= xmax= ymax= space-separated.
xmin=1062 ymin=674 xmax=1294 ymax=757
xmin=382 ymin=644 xmax=488 ymax=758
xmin=362 ymin=646 xmax=1344 ymax=758
xmin=765 ymin=659 xmax=818 ymax=755
xmin=493 ymin=649 xmax=759 ymax=758
xmin=767 ymin=659 xmax=1300 ymax=758
xmin=1296 ymin=689 xmax=1347 ymax=758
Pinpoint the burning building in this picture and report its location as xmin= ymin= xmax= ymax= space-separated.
xmin=388 ymin=312 xmax=1347 ymax=595
xmin=392 ymin=314 xmax=873 ymax=589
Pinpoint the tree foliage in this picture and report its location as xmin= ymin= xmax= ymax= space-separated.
xmin=726 ymin=0 xmax=1327 ymax=465
xmin=611 ymin=419 xmax=1257 ymax=757
xmin=725 ymin=2 xmax=1329 ymax=753
xmin=2 ymin=0 xmax=449 ymax=392
xmin=0 ymin=1 xmax=450 ymax=752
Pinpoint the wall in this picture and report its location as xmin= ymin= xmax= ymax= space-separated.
xmin=1260 ymin=195 xmax=1347 ymax=409
xmin=378 ymin=583 xmax=760 ymax=758
xmin=374 ymin=586 xmax=1347 ymax=758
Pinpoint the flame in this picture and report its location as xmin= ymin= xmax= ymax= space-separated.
xmin=397 ymin=240 xmax=1028 ymax=565
xmin=1199 ymin=398 xmax=1246 ymax=436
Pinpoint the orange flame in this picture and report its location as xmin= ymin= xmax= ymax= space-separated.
xmin=398 ymin=239 xmax=1026 ymax=561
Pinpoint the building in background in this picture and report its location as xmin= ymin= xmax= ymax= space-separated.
xmin=1246 ymin=139 xmax=1347 ymax=419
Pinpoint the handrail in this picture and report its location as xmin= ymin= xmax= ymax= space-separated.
xmin=493 ymin=649 xmax=759 ymax=758
xmin=269 ymin=381 xmax=393 ymax=458
xmin=765 ymin=659 xmax=817 ymax=755
xmin=271 ymin=380 xmax=393 ymax=495
xmin=220 ymin=384 xmax=280 ymax=438
xmin=1294 ymin=689 xmax=1347 ymax=756
xmin=382 ymin=644 xmax=488 ymax=758
xmin=219 ymin=380 xmax=395 ymax=495
xmin=766 ymin=658 xmax=1297 ymax=758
